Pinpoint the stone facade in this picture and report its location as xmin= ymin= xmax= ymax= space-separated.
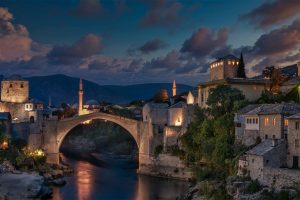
xmin=209 ymin=55 xmax=239 ymax=81
xmin=142 ymin=103 xmax=168 ymax=126
xmin=287 ymin=114 xmax=300 ymax=168
xmin=1 ymin=76 xmax=29 ymax=103
xmin=198 ymin=80 xmax=269 ymax=108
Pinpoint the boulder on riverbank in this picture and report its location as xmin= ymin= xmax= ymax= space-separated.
xmin=0 ymin=172 xmax=52 ymax=199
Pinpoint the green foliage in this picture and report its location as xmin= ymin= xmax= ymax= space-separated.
xmin=257 ymin=91 xmax=285 ymax=104
xmin=286 ymin=84 xmax=300 ymax=103
xmin=180 ymin=85 xmax=248 ymax=181
xmin=128 ymin=100 xmax=144 ymax=107
xmin=166 ymin=145 xmax=185 ymax=158
xmin=261 ymin=189 xmax=289 ymax=200
xmin=246 ymin=179 xmax=262 ymax=194
xmin=207 ymin=85 xmax=246 ymax=117
xmin=108 ymin=107 xmax=136 ymax=119
xmin=154 ymin=145 xmax=163 ymax=157
xmin=237 ymin=52 xmax=246 ymax=78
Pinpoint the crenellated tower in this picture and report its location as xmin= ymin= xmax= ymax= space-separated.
xmin=172 ymin=80 xmax=176 ymax=97
xmin=78 ymin=78 xmax=83 ymax=115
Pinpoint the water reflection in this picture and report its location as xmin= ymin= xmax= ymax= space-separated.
xmin=53 ymin=154 xmax=188 ymax=200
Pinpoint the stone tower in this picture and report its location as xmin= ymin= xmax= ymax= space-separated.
xmin=172 ymin=80 xmax=176 ymax=97
xmin=209 ymin=55 xmax=240 ymax=81
xmin=78 ymin=78 xmax=83 ymax=115
xmin=1 ymin=75 xmax=29 ymax=103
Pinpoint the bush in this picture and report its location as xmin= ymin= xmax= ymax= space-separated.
xmin=166 ymin=145 xmax=185 ymax=158
xmin=154 ymin=145 xmax=163 ymax=157
xmin=246 ymin=179 xmax=262 ymax=194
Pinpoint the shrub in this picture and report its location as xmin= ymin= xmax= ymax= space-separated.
xmin=246 ymin=179 xmax=262 ymax=194
xmin=154 ymin=145 xmax=163 ymax=157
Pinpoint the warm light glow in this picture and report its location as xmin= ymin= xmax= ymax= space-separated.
xmin=264 ymin=117 xmax=269 ymax=126
xmin=82 ymin=120 xmax=92 ymax=124
xmin=284 ymin=119 xmax=289 ymax=126
xmin=175 ymin=117 xmax=182 ymax=126
xmin=23 ymin=148 xmax=45 ymax=157
xmin=0 ymin=141 xmax=8 ymax=150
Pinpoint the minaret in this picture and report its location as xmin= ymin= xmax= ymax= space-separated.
xmin=172 ymin=80 xmax=177 ymax=97
xmin=78 ymin=78 xmax=83 ymax=115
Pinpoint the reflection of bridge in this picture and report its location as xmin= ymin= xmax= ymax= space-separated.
xmin=42 ymin=112 xmax=153 ymax=165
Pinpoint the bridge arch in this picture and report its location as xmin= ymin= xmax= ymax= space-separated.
xmin=55 ymin=112 xmax=140 ymax=153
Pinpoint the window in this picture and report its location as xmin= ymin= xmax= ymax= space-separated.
xmin=273 ymin=118 xmax=276 ymax=126
xmin=296 ymin=122 xmax=300 ymax=130
xmin=284 ymin=119 xmax=289 ymax=126
xmin=9 ymin=84 xmax=12 ymax=88
xmin=264 ymin=117 xmax=269 ymax=126
xmin=265 ymin=135 xmax=268 ymax=139
xmin=256 ymin=118 xmax=258 ymax=124
xmin=296 ymin=139 xmax=299 ymax=148
xmin=228 ymin=61 xmax=231 ymax=64
xmin=20 ymin=83 xmax=23 ymax=88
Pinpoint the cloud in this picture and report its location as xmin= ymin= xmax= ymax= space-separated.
xmin=48 ymin=34 xmax=103 ymax=65
xmin=181 ymin=27 xmax=228 ymax=58
xmin=72 ymin=0 xmax=104 ymax=17
xmin=0 ymin=7 xmax=42 ymax=62
xmin=128 ymin=38 xmax=167 ymax=55
xmin=140 ymin=0 xmax=183 ymax=28
xmin=241 ymin=0 xmax=300 ymax=28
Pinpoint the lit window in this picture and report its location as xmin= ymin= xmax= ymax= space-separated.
xmin=228 ymin=61 xmax=231 ymax=64
xmin=273 ymin=118 xmax=276 ymax=126
xmin=264 ymin=117 xmax=269 ymax=126
xmin=232 ymin=61 xmax=235 ymax=65
xmin=284 ymin=119 xmax=289 ymax=126
xmin=237 ymin=62 xmax=239 ymax=65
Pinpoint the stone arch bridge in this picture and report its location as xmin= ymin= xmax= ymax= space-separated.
xmin=42 ymin=112 xmax=153 ymax=165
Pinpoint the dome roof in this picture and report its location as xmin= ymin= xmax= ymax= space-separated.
xmin=85 ymin=99 xmax=99 ymax=106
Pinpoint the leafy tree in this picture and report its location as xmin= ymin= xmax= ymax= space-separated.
xmin=237 ymin=52 xmax=246 ymax=78
xmin=153 ymin=89 xmax=169 ymax=103
xmin=257 ymin=91 xmax=285 ymax=104
xmin=180 ymin=85 xmax=248 ymax=180
xmin=262 ymin=66 xmax=288 ymax=93
xmin=286 ymin=84 xmax=300 ymax=103
xmin=207 ymin=85 xmax=246 ymax=117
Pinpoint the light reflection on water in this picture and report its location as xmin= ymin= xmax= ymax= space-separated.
xmin=53 ymin=154 xmax=188 ymax=200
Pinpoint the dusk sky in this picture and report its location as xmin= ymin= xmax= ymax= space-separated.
xmin=0 ymin=0 xmax=299 ymax=85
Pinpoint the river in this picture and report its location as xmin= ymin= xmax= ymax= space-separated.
xmin=52 ymin=153 xmax=188 ymax=200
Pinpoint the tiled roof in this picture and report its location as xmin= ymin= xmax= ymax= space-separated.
xmin=169 ymin=101 xmax=186 ymax=108
xmin=244 ymin=103 xmax=300 ymax=116
xmin=237 ymin=104 xmax=261 ymax=115
xmin=246 ymin=139 xmax=284 ymax=156
xmin=287 ymin=113 xmax=300 ymax=119
xmin=198 ymin=77 xmax=271 ymax=87
xmin=145 ymin=102 xmax=169 ymax=109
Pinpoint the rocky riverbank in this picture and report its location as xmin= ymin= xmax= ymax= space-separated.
xmin=0 ymin=160 xmax=73 ymax=199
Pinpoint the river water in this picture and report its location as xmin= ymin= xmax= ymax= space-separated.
xmin=52 ymin=153 xmax=188 ymax=200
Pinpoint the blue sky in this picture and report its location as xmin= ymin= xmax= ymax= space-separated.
xmin=0 ymin=0 xmax=299 ymax=85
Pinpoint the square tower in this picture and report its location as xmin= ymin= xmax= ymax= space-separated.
xmin=209 ymin=55 xmax=240 ymax=81
xmin=1 ymin=75 xmax=29 ymax=103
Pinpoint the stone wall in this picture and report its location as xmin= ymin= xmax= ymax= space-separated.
xmin=11 ymin=122 xmax=30 ymax=140
xmin=259 ymin=114 xmax=283 ymax=140
xmin=163 ymin=126 xmax=181 ymax=150
xmin=287 ymin=118 xmax=300 ymax=168
xmin=210 ymin=65 xmax=224 ymax=81
xmin=1 ymin=80 xmax=29 ymax=103
xmin=138 ymin=153 xmax=192 ymax=180
xmin=261 ymin=167 xmax=300 ymax=190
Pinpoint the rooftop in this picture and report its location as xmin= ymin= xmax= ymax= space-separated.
xmin=246 ymin=139 xmax=284 ymax=156
xmin=244 ymin=103 xmax=300 ymax=116
xmin=287 ymin=113 xmax=300 ymax=119
xmin=169 ymin=101 xmax=186 ymax=108
xmin=198 ymin=77 xmax=271 ymax=87
xmin=215 ymin=54 xmax=239 ymax=61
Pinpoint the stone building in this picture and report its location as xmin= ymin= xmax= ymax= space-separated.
xmin=198 ymin=55 xmax=270 ymax=108
xmin=287 ymin=113 xmax=300 ymax=168
xmin=235 ymin=103 xmax=300 ymax=146
xmin=0 ymin=75 xmax=43 ymax=124
xmin=238 ymin=139 xmax=286 ymax=180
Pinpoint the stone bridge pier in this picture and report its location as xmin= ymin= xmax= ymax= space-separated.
xmin=41 ymin=112 xmax=154 ymax=170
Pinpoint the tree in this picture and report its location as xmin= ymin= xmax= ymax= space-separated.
xmin=237 ymin=52 xmax=246 ymax=78
xmin=262 ymin=66 xmax=288 ymax=93
xmin=153 ymin=89 xmax=169 ymax=103
xmin=207 ymin=85 xmax=246 ymax=117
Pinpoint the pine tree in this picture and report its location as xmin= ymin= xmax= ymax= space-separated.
xmin=237 ymin=52 xmax=246 ymax=78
